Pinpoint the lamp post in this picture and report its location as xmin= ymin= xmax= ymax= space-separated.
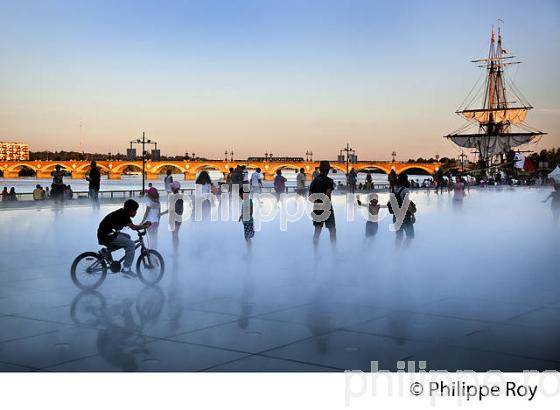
xmin=391 ymin=151 xmax=397 ymax=163
xmin=339 ymin=143 xmax=356 ymax=187
xmin=459 ymin=151 xmax=467 ymax=177
xmin=130 ymin=131 xmax=157 ymax=194
xmin=225 ymin=150 xmax=228 ymax=161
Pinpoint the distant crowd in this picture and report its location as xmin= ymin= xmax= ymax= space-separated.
xmin=1 ymin=183 xmax=75 ymax=202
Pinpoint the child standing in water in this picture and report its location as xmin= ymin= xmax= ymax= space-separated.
xmin=142 ymin=187 xmax=164 ymax=248
xmin=357 ymin=195 xmax=387 ymax=240
xmin=169 ymin=181 xmax=183 ymax=252
xmin=239 ymin=187 xmax=255 ymax=249
xmin=542 ymin=184 xmax=560 ymax=225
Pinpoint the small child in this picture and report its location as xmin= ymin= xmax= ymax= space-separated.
xmin=542 ymin=184 xmax=560 ymax=225
xmin=356 ymin=195 xmax=387 ymax=239
xmin=142 ymin=187 xmax=164 ymax=248
xmin=168 ymin=181 xmax=183 ymax=252
xmin=238 ymin=187 xmax=254 ymax=247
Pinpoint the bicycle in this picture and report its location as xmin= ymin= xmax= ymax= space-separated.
xmin=70 ymin=229 xmax=165 ymax=290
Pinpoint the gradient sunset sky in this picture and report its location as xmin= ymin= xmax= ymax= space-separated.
xmin=1 ymin=0 xmax=558 ymax=161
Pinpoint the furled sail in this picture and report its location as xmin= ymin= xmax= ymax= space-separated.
xmin=446 ymin=133 xmax=540 ymax=157
xmin=459 ymin=107 xmax=528 ymax=124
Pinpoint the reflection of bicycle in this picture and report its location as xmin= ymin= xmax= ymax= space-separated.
xmin=70 ymin=229 xmax=165 ymax=290
xmin=70 ymin=287 xmax=165 ymax=328
xmin=70 ymin=287 xmax=165 ymax=371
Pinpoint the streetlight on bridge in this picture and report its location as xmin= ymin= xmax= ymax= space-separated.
xmin=129 ymin=131 xmax=157 ymax=194
xmin=338 ymin=142 xmax=357 ymax=185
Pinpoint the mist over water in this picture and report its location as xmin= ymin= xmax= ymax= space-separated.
xmin=1 ymin=187 xmax=557 ymax=301
xmin=0 ymin=186 xmax=558 ymax=371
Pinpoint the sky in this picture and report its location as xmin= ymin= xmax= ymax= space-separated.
xmin=0 ymin=0 xmax=559 ymax=161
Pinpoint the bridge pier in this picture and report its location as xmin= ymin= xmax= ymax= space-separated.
xmin=36 ymin=171 xmax=52 ymax=179
xmin=71 ymin=172 xmax=86 ymax=180
xmin=108 ymin=173 xmax=121 ymax=180
xmin=183 ymin=172 xmax=196 ymax=181
xmin=2 ymin=171 xmax=20 ymax=179
xmin=146 ymin=173 xmax=158 ymax=180
xmin=262 ymin=172 xmax=274 ymax=181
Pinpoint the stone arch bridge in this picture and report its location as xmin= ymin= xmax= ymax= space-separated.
xmin=1 ymin=160 xmax=441 ymax=180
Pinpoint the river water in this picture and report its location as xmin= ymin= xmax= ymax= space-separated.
xmin=1 ymin=170 xmax=431 ymax=193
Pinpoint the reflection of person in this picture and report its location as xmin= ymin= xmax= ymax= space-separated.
xmin=542 ymin=184 xmax=560 ymax=225
xmin=71 ymin=287 xmax=163 ymax=372
xmin=357 ymin=195 xmax=387 ymax=240
xmin=309 ymin=160 xmax=336 ymax=250
xmin=96 ymin=299 xmax=139 ymax=371
xmin=97 ymin=199 xmax=150 ymax=276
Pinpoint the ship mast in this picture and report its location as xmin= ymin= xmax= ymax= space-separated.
xmin=444 ymin=27 xmax=546 ymax=172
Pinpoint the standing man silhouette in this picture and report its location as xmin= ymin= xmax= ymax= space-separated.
xmin=309 ymin=160 xmax=336 ymax=251
xmin=87 ymin=161 xmax=101 ymax=209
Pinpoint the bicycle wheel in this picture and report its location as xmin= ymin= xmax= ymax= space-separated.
xmin=71 ymin=252 xmax=108 ymax=290
xmin=136 ymin=249 xmax=165 ymax=285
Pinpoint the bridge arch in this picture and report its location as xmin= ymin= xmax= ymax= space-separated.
xmin=110 ymin=162 xmax=144 ymax=174
xmin=5 ymin=163 xmax=39 ymax=173
xmin=398 ymin=165 xmax=437 ymax=175
xmin=267 ymin=164 xmax=302 ymax=174
xmin=149 ymin=162 xmax=187 ymax=174
xmin=190 ymin=163 xmax=228 ymax=174
xmin=75 ymin=162 xmax=111 ymax=173
xmin=353 ymin=164 xmax=390 ymax=174
xmin=188 ymin=163 xmax=228 ymax=182
xmin=328 ymin=164 xmax=347 ymax=174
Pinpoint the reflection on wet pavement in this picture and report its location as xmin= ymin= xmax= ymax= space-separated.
xmin=0 ymin=188 xmax=559 ymax=371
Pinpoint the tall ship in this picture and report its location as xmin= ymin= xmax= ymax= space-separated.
xmin=445 ymin=27 xmax=546 ymax=173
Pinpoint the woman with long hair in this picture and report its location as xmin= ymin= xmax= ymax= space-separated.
xmin=195 ymin=170 xmax=214 ymax=220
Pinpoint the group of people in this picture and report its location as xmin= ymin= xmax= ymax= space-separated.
xmin=95 ymin=160 xmax=420 ymax=276
xmin=2 ymin=182 xmax=75 ymax=202
xmin=1 ymin=187 xmax=18 ymax=201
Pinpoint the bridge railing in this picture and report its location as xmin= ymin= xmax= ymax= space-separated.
xmin=2 ymin=182 xmax=395 ymax=205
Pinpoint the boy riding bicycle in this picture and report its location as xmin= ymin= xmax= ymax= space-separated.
xmin=97 ymin=199 xmax=151 ymax=275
